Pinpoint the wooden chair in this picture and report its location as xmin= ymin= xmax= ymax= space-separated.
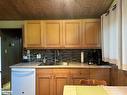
xmin=80 ymin=79 xmax=107 ymax=86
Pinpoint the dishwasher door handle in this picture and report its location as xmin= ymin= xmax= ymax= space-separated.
xmin=12 ymin=71 xmax=35 ymax=77
xmin=11 ymin=69 xmax=35 ymax=72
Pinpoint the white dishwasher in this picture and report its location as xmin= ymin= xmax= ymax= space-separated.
xmin=11 ymin=68 xmax=35 ymax=95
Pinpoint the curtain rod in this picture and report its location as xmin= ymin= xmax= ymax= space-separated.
xmin=105 ymin=4 xmax=117 ymax=16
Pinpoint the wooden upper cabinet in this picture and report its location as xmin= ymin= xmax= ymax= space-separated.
xmin=82 ymin=19 xmax=101 ymax=48
xmin=24 ymin=20 xmax=43 ymax=48
xmin=63 ymin=20 xmax=82 ymax=48
xmin=23 ymin=19 xmax=101 ymax=49
xmin=43 ymin=20 xmax=63 ymax=48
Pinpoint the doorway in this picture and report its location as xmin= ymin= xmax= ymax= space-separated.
xmin=0 ymin=29 xmax=22 ymax=94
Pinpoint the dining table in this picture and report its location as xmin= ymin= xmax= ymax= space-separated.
xmin=63 ymin=85 xmax=127 ymax=95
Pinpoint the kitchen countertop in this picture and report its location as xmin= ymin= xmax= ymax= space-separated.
xmin=10 ymin=62 xmax=112 ymax=69
xmin=10 ymin=62 xmax=40 ymax=68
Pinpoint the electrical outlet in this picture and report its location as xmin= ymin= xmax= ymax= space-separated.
xmin=37 ymin=54 xmax=41 ymax=59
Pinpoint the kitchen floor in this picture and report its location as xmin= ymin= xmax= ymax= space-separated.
xmin=2 ymin=82 xmax=11 ymax=95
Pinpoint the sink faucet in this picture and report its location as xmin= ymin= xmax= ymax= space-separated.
xmin=43 ymin=56 xmax=47 ymax=63
xmin=54 ymin=50 xmax=59 ymax=65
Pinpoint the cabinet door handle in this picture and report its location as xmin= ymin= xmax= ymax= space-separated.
xmin=72 ymin=76 xmax=87 ymax=79
xmin=54 ymin=76 xmax=68 ymax=79
xmin=12 ymin=71 xmax=34 ymax=77
xmin=39 ymin=76 xmax=51 ymax=79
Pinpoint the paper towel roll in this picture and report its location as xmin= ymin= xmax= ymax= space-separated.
xmin=81 ymin=51 xmax=84 ymax=63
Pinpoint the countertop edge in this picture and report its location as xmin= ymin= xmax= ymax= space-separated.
xmin=10 ymin=65 xmax=112 ymax=69
xmin=10 ymin=62 xmax=112 ymax=69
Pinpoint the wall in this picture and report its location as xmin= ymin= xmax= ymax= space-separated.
xmin=0 ymin=29 xmax=22 ymax=85
xmin=0 ymin=21 xmax=24 ymax=28
xmin=23 ymin=49 xmax=102 ymax=65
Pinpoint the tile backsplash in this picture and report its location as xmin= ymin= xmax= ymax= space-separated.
xmin=22 ymin=49 xmax=102 ymax=64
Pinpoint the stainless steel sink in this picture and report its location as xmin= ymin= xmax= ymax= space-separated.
xmin=38 ymin=62 xmax=69 ymax=66
xmin=39 ymin=62 xmax=54 ymax=66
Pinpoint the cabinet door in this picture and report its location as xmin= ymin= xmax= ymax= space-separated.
xmin=63 ymin=20 xmax=82 ymax=48
xmin=36 ymin=69 xmax=53 ymax=95
xmin=82 ymin=19 xmax=100 ymax=48
xmin=53 ymin=69 xmax=70 ymax=95
xmin=24 ymin=20 xmax=43 ymax=48
xmin=37 ymin=75 xmax=53 ymax=95
xmin=43 ymin=20 xmax=63 ymax=48
xmin=70 ymin=69 xmax=90 ymax=85
xmin=90 ymin=68 xmax=110 ymax=85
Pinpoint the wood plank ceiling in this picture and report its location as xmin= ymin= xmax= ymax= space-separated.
xmin=0 ymin=0 xmax=113 ymax=20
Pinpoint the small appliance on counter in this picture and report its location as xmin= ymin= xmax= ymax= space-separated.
xmin=22 ymin=55 xmax=28 ymax=62
xmin=86 ymin=50 xmax=102 ymax=65
xmin=22 ymin=50 xmax=31 ymax=62
xmin=81 ymin=51 xmax=84 ymax=63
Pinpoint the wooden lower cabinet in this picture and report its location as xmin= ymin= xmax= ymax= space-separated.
xmin=90 ymin=68 xmax=111 ymax=85
xmin=36 ymin=69 xmax=70 ymax=95
xmin=36 ymin=69 xmax=53 ymax=95
xmin=36 ymin=68 xmax=111 ymax=95
xmin=54 ymin=75 xmax=69 ymax=95
xmin=70 ymin=69 xmax=90 ymax=85
xmin=53 ymin=69 xmax=70 ymax=95
xmin=37 ymin=75 xmax=53 ymax=95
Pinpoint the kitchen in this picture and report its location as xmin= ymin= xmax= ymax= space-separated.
xmin=0 ymin=0 xmax=127 ymax=95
